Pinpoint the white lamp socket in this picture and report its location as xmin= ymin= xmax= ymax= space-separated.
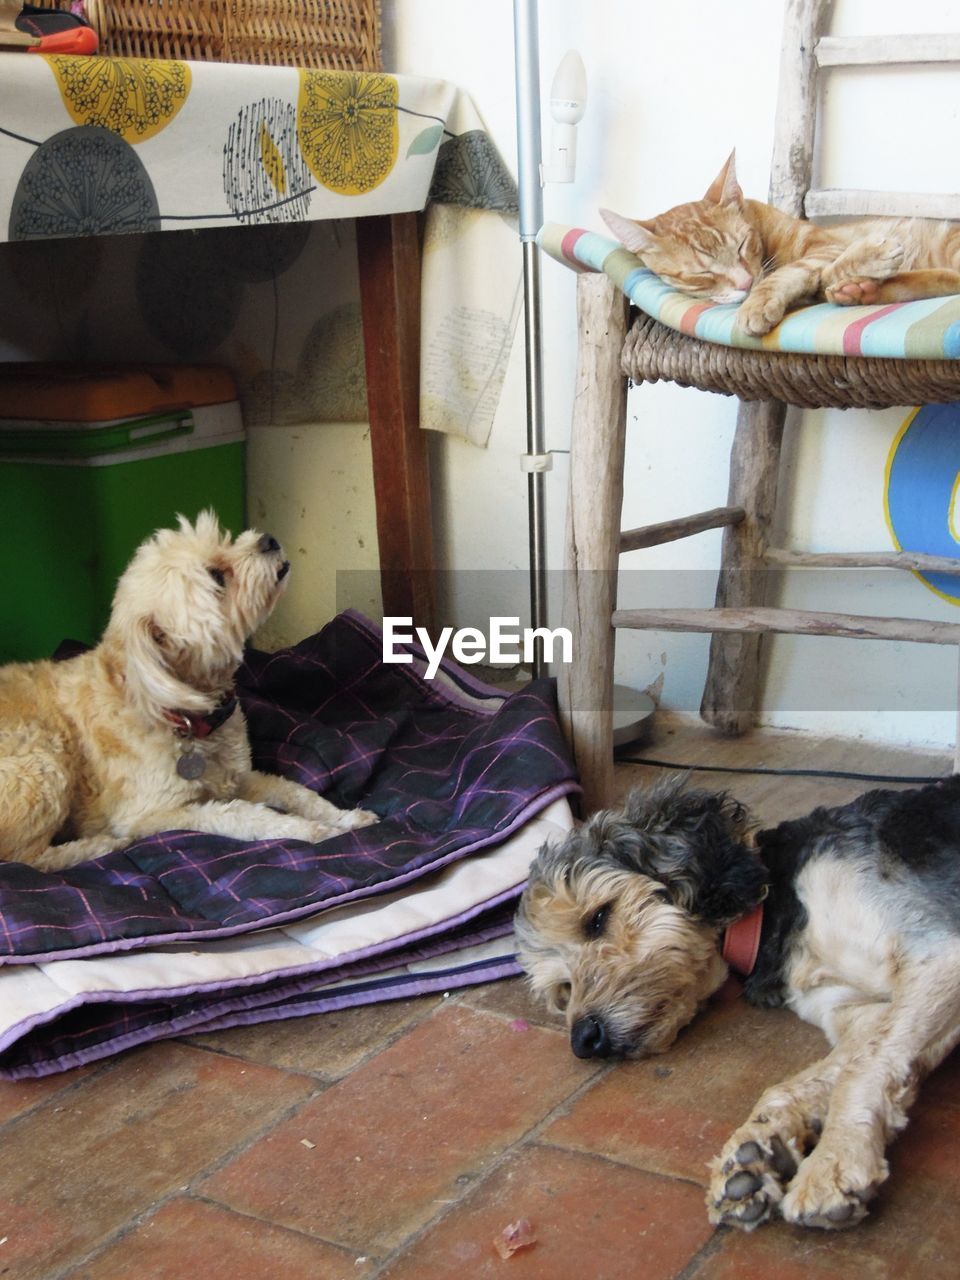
xmin=542 ymin=49 xmax=587 ymax=185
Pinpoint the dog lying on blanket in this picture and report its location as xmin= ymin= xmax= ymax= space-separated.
xmin=0 ymin=512 xmax=376 ymax=872
xmin=515 ymin=775 xmax=960 ymax=1231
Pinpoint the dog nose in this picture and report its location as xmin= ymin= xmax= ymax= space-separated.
xmin=571 ymin=1014 xmax=612 ymax=1059
xmin=257 ymin=533 xmax=281 ymax=555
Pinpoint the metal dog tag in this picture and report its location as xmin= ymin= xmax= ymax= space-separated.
xmin=176 ymin=748 xmax=206 ymax=780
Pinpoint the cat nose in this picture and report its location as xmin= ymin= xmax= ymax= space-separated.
xmin=731 ymin=268 xmax=754 ymax=292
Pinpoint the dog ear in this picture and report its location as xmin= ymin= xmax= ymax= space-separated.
xmin=117 ymin=614 xmax=211 ymax=717
xmin=593 ymin=779 xmax=768 ymax=926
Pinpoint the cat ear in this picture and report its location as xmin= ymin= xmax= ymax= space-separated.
xmin=599 ymin=208 xmax=657 ymax=255
xmin=703 ymin=150 xmax=743 ymax=207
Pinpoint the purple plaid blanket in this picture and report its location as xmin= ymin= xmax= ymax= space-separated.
xmin=0 ymin=610 xmax=577 ymax=962
xmin=0 ymin=611 xmax=578 ymax=1076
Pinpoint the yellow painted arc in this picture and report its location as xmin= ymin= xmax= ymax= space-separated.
xmin=259 ymin=122 xmax=287 ymax=195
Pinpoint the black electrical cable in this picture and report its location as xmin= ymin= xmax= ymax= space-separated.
xmin=614 ymin=754 xmax=948 ymax=786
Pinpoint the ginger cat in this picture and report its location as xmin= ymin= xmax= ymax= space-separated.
xmin=600 ymin=151 xmax=960 ymax=336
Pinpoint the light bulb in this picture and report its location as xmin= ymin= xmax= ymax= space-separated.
xmin=542 ymin=50 xmax=587 ymax=184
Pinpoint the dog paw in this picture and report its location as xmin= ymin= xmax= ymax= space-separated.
xmin=780 ymin=1149 xmax=881 ymax=1230
xmin=707 ymin=1133 xmax=800 ymax=1230
xmin=735 ymin=289 xmax=787 ymax=337
xmin=334 ymin=807 xmax=379 ymax=831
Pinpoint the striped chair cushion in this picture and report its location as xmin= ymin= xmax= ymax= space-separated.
xmin=539 ymin=223 xmax=960 ymax=361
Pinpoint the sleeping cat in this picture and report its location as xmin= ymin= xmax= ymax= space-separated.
xmin=600 ymin=151 xmax=960 ymax=336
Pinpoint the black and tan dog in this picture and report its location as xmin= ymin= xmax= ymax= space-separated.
xmin=514 ymin=775 xmax=960 ymax=1231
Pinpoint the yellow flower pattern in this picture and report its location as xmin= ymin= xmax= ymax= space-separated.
xmin=297 ymin=70 xmax=398 ymax=196
xmin=45 ymin=56 xmax=191 ymax=144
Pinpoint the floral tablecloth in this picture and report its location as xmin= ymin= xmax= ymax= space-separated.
xmin=0 ymin=54 xmax=520 ymax=444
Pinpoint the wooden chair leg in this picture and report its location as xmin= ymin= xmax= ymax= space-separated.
xmin=559 ymin=274 xmax=629 ymax=812
xmin=700 ymin=398 xmax=787 ymax=734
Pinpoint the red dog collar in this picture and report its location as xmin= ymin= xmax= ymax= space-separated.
xmin=163 ymin=692 xmax=238 ymax=740
xmin=722 ymin=903 xmax=764 ymax=976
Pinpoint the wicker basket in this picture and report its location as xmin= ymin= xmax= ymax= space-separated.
xmin=38 ymin=1 xmax=381 ymax=70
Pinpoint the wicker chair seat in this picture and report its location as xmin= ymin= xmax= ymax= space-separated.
xmin=539 ymin=223 xmax=960 ymax=410
xmin=621 ymin=313 xmax=960 ymax=410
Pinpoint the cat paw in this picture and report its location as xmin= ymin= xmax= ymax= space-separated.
xmin=855 ymin=236 xmax=905 ymax=278
xmin=707 ymin=1132 xmax=801 ymax=1230
xmin=823 ymin=237 xmax=904 ymax=304
xmin=826 ymin=279 xmax=883 ymax=304
xmin=735 ymin=290 xmax=787 ymax=336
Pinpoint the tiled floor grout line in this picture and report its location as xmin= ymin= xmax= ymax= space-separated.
xmin=442 ymin=999 xmax=722 ymax=1193
xmin=363 ymin=999 xmax=727 ymax=1274
xmin=531 ymin=1131 xmax=712 ymax=1193
xmin=189 ymin=1190 xmax=377 ymax=1264
xmin=121 ymin=1004 xmax=569 ymax=1277
xmin=0 ymin=1057 xmax=117 ymax=1141
xmin=50 ymin=1191 xmax=374 ymax=1280
xmin=453 ymin=988 xmax=564 ymax=1034
xmin=126 ymin=1192 xmax=374 ymax=1277
xmin=43 ymin=1056 xmax=330 ymax=1280
xmin=360 ymin=998 xmax=733 ymax=1276
xmin=174 ymin=991 xmax=446 ymax=1082
xmin=672 ymin=1224 xmax=732 ymax=1280
xmin=170 ymin=1033 xmax=337 ymax=1085
xmin=356 ymin=1042 xmax=615 ymax=1276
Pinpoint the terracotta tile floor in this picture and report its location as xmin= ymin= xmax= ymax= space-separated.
xmin=3 ymin=718 xmax=957 ymax=1279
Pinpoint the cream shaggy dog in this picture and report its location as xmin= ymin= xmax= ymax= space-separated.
xmin=0 ymin=512 xmax=376 ymax=872
xmin=516 ymin=776 xmax=960 ymax=1232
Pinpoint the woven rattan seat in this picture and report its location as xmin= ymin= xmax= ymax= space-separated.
xmin=622 ymin=314 xmax=960 ymax=410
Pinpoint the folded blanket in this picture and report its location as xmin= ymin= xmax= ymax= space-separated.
xmin=0 ymin=610 xmax=578 ymax=1076
xmin=539 ymin=223 xmax=960 ymax=361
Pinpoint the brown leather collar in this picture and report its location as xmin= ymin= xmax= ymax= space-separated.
xmin=721 ymin=903 xmax=764 ymax=976
xmin=163 ymin=691 xmax=238 ymax=740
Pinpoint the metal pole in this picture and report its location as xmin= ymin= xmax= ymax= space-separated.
xmin=513 ymin=0 xmax=548 ymax=678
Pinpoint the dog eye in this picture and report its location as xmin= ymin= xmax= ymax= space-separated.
xmin=208 ymin=567 xmax=227 ymax=588
xmin=584 ymin=902 xmax=612 ymax=939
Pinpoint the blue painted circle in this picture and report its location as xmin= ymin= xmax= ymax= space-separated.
xmin=886 ymin=403 xmax=960 ymax=602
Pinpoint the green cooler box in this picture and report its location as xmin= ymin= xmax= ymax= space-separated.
xmin=0 ymin=364 xmax=245 ymax=662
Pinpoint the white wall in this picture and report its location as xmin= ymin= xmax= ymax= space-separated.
xmin=386 ymin=0 xmax=960 ymax=748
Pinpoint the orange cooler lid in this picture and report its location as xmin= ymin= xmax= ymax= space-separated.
xmin=0 ymin=364 xmax=237 ymax=422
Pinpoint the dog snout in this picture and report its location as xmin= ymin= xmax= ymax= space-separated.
xmin=257 ymin=533 xmax=281 ymax=555
xmin=571 ymin=1013 xmax=612 ymax=1059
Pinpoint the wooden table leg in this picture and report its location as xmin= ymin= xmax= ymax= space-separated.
xmin=356 ymin=212 xmax=436 ymax=631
